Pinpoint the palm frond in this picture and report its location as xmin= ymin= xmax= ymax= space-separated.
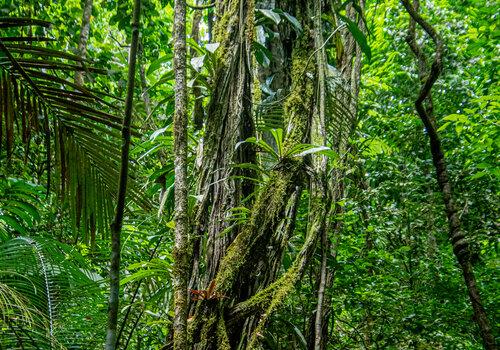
xmin=255 ymin=68 xmax=356 ymax=156
xmin=0 ymin=236 xmax=106 ymax=349
xmin=0 ymin=18 xmax=150 ymax=243
xmin=0 ymin=177 xmax=42 ymax=241
xmin=324 ymin=66 xmax=357 ymax=155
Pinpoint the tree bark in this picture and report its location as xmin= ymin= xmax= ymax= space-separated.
xmin=138 ymin=43 xmax=152 ymax=118
xmin=189 ymin=1 xmax=204 ymax=130
xmin=311 ymin=1 xmax=329 ymax=349
xmin=172 ymin=0 xmax=189 ymax=349
xmin=75 ymin=0 xmax=93 ymax=86
xmin=192 ymin=0 xmax=256 ymax=289
xmin=188 ymin=6 xmax=323 ymax=349
xmin=105 ymin=0 xmax=141 ymax=349
xmin=402 ymin=1 xmax=496 ymax=349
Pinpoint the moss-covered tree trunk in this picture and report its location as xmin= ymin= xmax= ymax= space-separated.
xmin=190 ymin=0 xmax=256 ymax=291
xmin=172 ymin=0 xmax=189 ymax=348
xmin=186 ymin=2 xmax=323 ymax=348
xmin=182 ymin=1 xmax=368 ymax=348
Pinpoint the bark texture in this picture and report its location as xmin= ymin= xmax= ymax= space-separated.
xmin=75 ymin=0 xmax=93 ymax=86
xmin=402 ymin=1 xmax=496 ymax=348
xmin=184 ymin=1 xmax=366 ymax=348
xmin=172 ymin=0 xmax=190 ymax=349
xmin=192 ymin=0 xmax=256 ymax=289
xmin=105 ymin=0 xmax=141 ymax=349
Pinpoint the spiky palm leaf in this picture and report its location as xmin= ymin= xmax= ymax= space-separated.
xmin=255 ymin=68 xmax=356 ymax=156
xmin=0 ymin=236 xmax=106 ymax=349
xmin=324 ymin=66 xmax=358 ymax=155
xmin=0 ymin=18 xmax=149 ymax=244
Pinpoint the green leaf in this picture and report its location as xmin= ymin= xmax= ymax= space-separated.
xmin=0 ymin=215 xmax=27 ymax=234
xmin=280 ymin=11 xmax=302 ymax=33
xmin=258 ymin=9 xmax=281 ymax=25
xmin=338 ymin=14 xmax=371 ymax=61
xmin=253 ymin=42 xmax=272 ymax=68
xmin=443 ymin=113 xmax=468 ymax=123
xmin=147 ymin=54 xmax=172 ymax=75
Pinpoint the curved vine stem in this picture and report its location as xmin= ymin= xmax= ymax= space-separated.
xmin=401 ymin=1 xmax=496 ymax=349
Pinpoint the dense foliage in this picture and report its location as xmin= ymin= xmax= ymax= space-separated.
xmin=0 ymin=0 xmax=497 ymax=349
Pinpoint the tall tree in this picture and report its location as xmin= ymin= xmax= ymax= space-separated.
xmin=401 ymin=1 xmax=496 ymax=348
xmin=183 ymin=2 xmax=357 ymax=348
xmin=310 ymin=1 xmax=367 ymax=348
xmin=105 ymin=0 xmax=141 ymax=348
xmin=172 ymin=0 xmax=189 ymax=348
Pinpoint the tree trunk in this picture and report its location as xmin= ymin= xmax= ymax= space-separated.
xmin=191 ymin=0 xmax=256 ymax=291
xmin=189 ymin=2 xmax=204 ymax=130
xmin=75 ymin=0 xmax=93 ymax=86
xmin=187 ymin=5 xmax=329 ymax=350
xmin=402 ymin=1 xmax=496 ymax=348
xmin=172 ymin=0 xmax=189 ymax=349
xmin=310 ymin=1 xmax=366 ymax=348
xmin=105 ymin=0 xmax=141 ymax=349
xmin=138 ymin=43 xmax=152 ymax=118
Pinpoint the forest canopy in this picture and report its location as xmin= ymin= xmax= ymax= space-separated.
xmin=0 ymin=0 xmax=498 ymax=349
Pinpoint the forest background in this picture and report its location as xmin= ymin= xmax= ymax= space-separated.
xmin=0 ymin=0 xmax=498 ymax=349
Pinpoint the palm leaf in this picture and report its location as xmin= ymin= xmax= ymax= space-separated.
xmin=0 ymin=177 xmax=42 ymax=241
xmin=255 ymin=68 xmax=356 ymax=156
xmin=0 ymin=236 xmax=106 ymax=349
xmin=0 ymin=18 xmax=150 ymax=244
xmin=324 ymin=67 xmax=357 ymax=155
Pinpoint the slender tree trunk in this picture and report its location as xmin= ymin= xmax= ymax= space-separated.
xmin=189 ymin=1 xmax=204 ymax=130
xmin=138 ymin=43 xmax=152 ymax=117
xmin=402 ymin=1 xmax=496 ymax=349
xmin=311 ymin=1 xmax=329 ymax=349
xmin=186 ymin=4 xmax=203 ymax=292
xmin=310 ymin=1 xmax=366 ymax=348
xmin=172 ymin=0 xmax=189 ymax=349
xmin=75 ymin=0 xmax=93 ymax=86
xmin=105 ymin=0 xmax=141 ymax=349
xmin=355 ymin=168 xmax=375 ymax=349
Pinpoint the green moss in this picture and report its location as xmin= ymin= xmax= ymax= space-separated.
xmin=216 ymin=316 xmax=231 ymax=350
xmin=213 ymin=1 xmax=240 ymax=65
xmin=245 ymin=0 xmax=255 ymax=43
xmin=212 ymin=1 xmax=255 ymax=69
xmin=245 ymin=262 xmax=302 ymax=349
xmin=214 ymin=171 xmax=294 ymax=292
xmin=198 ymin=314 xmax=217 ymax=349
xmin=283 ymin=36 xmax=315 ymax=151
xmin=243 ymin=211 xmax=320 ymax=348
xmin=213 ymin=43 xmax=315 ymax=289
